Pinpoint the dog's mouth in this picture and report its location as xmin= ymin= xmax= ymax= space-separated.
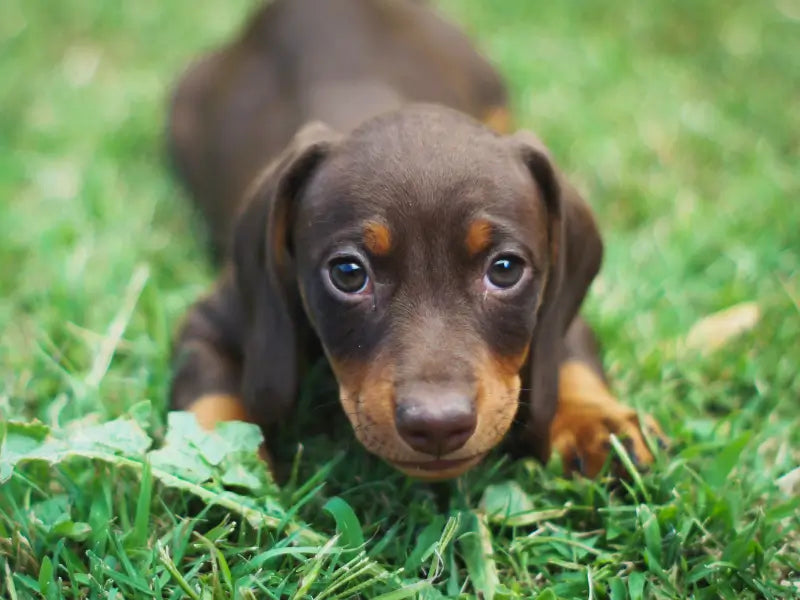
xmin=389 ymin=452 xmax=487 ymax=480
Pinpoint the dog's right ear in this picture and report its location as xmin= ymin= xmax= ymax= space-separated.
xmin=508 ymin=130 xmax=604 ymax=462
xmin=232 ymin=122 xmax=340 ymax=424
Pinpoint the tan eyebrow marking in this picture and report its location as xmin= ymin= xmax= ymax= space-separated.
xmin=465 ymin=219 xmax=493 ymax=256
xmin=363 ymin=221 xmax=392 ymax=256
xmin=483 ymin=106 xmax=512 ymax=134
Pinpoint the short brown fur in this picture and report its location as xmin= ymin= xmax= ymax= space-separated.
xmin=167 ymin=0 xmax=662 ymax=481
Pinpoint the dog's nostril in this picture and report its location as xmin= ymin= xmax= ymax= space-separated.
xmin=395 ymin=390 xmax=477 ymax=456
xmin=450 ymin=426 xmax=473 ymax=441
xmin=406 ymin=429 xmax=433 ymax=446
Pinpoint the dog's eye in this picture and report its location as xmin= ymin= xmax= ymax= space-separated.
xmin=486 ymin=255 xmax=525 ymax=289
xmin=329 ymin=258 xmax=369 ymax=294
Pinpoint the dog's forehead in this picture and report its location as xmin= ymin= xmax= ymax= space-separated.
xmin=300 ymin=108 xmax=543 ymax=244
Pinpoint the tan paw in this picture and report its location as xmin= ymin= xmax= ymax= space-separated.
xmin=550 ymin=361 xmax=664 ymax=477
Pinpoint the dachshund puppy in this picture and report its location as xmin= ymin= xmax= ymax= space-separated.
xmin=167 ymin=0 xmax=659 ymax=480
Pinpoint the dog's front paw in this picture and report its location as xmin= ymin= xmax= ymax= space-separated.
xmin=550 ymin=361 xmax=664 ymax=477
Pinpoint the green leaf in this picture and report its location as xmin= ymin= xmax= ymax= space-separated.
xmin=149 ymin=412 xmax=269 ymax=489
xmin=0 ymin=420 xmax=51 ymax=483
xmin=628 ymin=571 xmax=646 ymax=600
xmin=51 ymin=520 xmax=92 ymax=542
xmin=638 ymin=504 xmax=662 ymax=567
xmin=609 ymin=578 xmax=627 ymax=600
xmin=71 ymin=416 xmax=152 ymax=456
xmin=2 ymin=420 xmax=50 ymax=454
xmin=215 ymin=420 xmax=264 ymax=453
xmin=148 ymin=445 xmax=214 ymax=483
xmin=38 ymin=555 xmax=53 ymax=596
xmin=480 ymin=480 xmax=534 ymax=523
xmin=3 ymin=414 xmax=152 ymax=479
xmin=220 ymin=463 xmax=263 ymax=491
xmin=32 ymin=495 xmax=71 ymax=530
xmin=323 ymin=497 xmax=365 ymax=549
xmin=161 ymin=412 xmax=226 ymax=466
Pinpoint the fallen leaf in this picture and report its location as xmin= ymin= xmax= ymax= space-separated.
xmin=777 ymin=466 xmax=800 ymax=496
xmin=685 ymin=301 xmax=760 ymax=353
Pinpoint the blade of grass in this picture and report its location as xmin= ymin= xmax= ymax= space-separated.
xmin=127 ymin=457 xmax=153 ymax=549
xmin=609 ymin=434 xmax=652 ymax=504
xmin=323 ymin=496 xmax=365 ymax=549
xmin=459 ymin=511 xmax=498 ymax=600
xmin=370 ymin=580 xmax=433 ymax=600
xmin=157 ymin=542 xmax=200 ymax=600
xmin=193 ymin=531 xmax=234 ymax=596
xmin=85 ymin=264 xmax=149 ymax=388
xmin=292 ymin=535 xmax=339 ymax=600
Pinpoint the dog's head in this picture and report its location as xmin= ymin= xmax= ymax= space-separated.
xmin=233 ymin=105 xmax=601 ymax=479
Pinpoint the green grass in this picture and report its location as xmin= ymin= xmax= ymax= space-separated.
xmin=1 ymin=0 xmax=799 ymax=597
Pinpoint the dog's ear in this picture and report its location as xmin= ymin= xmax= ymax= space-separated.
xmin=510 ymin=131 xmax=604 ymax=461
xmin=232 ymin=122 xmax=340 ymax=425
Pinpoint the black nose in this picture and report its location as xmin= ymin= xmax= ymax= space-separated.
xmin=395 ymin=384 xmax=477 ymax=456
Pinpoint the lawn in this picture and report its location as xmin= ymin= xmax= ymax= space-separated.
xmin=1 ymin=0 xmax=799 ymax=597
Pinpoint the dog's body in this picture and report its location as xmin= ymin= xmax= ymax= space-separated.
xmin=168 ymin=0 xmax=658 ymax=480
xmin=169 ymin=0 xmax=509 ymax=260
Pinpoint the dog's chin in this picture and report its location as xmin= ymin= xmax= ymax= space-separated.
xmin=388 ymin=452 xmax=487 ymax=480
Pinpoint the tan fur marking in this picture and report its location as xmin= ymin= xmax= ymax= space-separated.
xmin=363 ymin=221 xmax=392 ymax=256
xmin=491 ymin=347 xmax=529 ymax=380
xmin=465 ymin=219 xmax=492 ymax=256
xmin=187 ymin=393 xmax=250 ymax=430
xmin=550 ymin=361 xmax=662 ymax=477
xmin=483 ymin=106 xmax=512 ymax=134
xmin=472 ymin=352 xmax=521 ymax=440
xmin=329 ymin=348 xmax=521 ymax=480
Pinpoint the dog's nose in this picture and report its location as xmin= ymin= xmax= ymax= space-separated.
xmin=395 ymin=385 xmax=477 ymax=456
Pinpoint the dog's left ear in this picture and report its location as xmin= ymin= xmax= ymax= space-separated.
xmin=510 ymin=131 xmax=604 ymax=461
xmin=232 ymin=122 xmax=340 ymax=425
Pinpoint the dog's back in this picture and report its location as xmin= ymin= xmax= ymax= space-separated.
xmin=167 ymin=0 xmax=508 ymax=259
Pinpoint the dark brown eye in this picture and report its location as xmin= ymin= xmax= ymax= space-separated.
xmin=486 ymin=255 xmax=525 ymax=289
xmin=329 ymin=257 xmax=368 ymax=294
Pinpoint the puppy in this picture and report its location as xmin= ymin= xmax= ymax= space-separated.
xmin=168 ymin=0 xmax=659 ymax=480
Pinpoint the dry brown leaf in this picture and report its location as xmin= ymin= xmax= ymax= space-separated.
xmin=685 ymin=301 xmax=760 ymax=353
xmin=777 ymin=466 xmax=800 ymax=497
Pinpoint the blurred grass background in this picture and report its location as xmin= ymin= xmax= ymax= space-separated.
xmin=1 ymin=0 xmax=799 ymax=597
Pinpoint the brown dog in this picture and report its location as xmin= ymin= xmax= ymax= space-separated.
xmin=168 ymin=0 xmax=659 ymax=480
